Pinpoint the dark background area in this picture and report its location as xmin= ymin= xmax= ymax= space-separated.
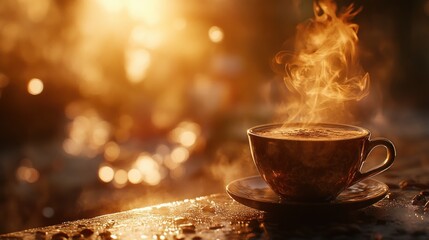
xmin=0 ymin=0 xmax=428 ymax=234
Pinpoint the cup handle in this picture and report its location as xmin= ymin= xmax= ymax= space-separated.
xmin=350 ymin=138 xmax=396 ymax=186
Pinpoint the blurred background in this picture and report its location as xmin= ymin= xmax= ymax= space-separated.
xmin=0 ymin=0 xmax=428 ymax=233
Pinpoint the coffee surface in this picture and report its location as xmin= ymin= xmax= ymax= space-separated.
xmin=256 ymin=126 xmax=367 ymax=140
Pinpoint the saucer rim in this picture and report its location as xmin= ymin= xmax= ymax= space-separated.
xmin=226 ymin=175 xmax=389 ymax=211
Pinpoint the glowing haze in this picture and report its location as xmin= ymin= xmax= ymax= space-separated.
xmin=275 ymin=0 xmax=369 ymax=124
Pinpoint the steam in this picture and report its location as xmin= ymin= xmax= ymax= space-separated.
xmin=209 ymin=142 xmax=258 ymax=187
xmin=275 ymin=0 xmax=369 ymax=124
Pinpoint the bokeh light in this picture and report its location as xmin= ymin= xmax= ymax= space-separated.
xmin=42 ymin=207 xmax=55 ymax=218
xmin=169 ymin=121 xmax=201 ymax=148
xmin=127 ymin=168 xmax=143 ymax=184
xmin=16 ymin=166 xmax=40 ymax=183
xmin=98 ymin=165 xmax=115 ymax=183
xmin=104 ymin=141 xmax=120 ymax=162
xmin=63 ymin=109 xmax=111 ymax=157
xmin=179 ymin=131 xmax=197 ymax=147
xmin=27 ymin=78 xmax=44 ymax=95
xmin=170 ymin=147 xmax=189 ymax=163
xmin=208 ymin=26 xmax=224 ymax=43
xmin=125 ymin=48 xmax=151 ymax=83
xmin=114 ymin=169 xmax=128 ymax=186
xmin=63 ymin=138 xmax=82 ymax=156
xmin=134 ymin=154 xmax=162 ymax=186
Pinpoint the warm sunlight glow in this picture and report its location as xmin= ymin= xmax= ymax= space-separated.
xmin=96 ymin=0 xmax=164 ymax=25
xmin=125 ymin=48 xmax=151 ymax=83
xmin=97 ymin=0 xmax=124 ymax=13
xmin=126 ymin=0 xmax=162 ymax=25
xmin=173 ymin=18 xmax=187 ymax=31
xmin=130 ymin=26 xmax=164 ymax=50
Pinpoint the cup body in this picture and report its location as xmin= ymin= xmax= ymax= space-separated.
xmin=248 ymin=123 xmax=370 ymax=202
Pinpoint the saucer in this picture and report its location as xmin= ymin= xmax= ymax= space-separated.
xmin=226 ymin=176 xmax=389 ymax=213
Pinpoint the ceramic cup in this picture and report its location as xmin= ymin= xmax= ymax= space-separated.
xmin=247 ymin=123 xmax=396 ymax=202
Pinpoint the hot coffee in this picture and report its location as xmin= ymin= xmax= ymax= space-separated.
xmin=248 ymin=123 xmax=395 ymax=202
xmin=257 ymin=126 xmax=367 ymax=140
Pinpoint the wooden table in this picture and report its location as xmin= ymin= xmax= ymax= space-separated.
xmin=2 ymin=132 xmax=429 ymax=239
xmin=1 ymin=185 xmax=429 ymax=240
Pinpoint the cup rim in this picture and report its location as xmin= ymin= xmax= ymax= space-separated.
xmin=247 ymin=122 xmax=370 ymax=141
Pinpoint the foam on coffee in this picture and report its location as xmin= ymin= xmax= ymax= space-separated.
xmin=256 ymin=126 xmax=367 ymax=140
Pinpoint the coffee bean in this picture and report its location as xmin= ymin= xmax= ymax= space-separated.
xmin=99 ymin=231 xmax=112 ymax=240
xmin=182 ymin=229 xmax=195 ymax=234
xmin=245 ymin=233 xmax=257 ymax=239
xmin=174 ymin=217 xmax=188 ymax=225
xmin=191 ymin=236 xmax=202 ymax=240
xmin=399 ymin=180 xmax=429 ymax=190
xmin=209 ymin=224 xmax=224 ymax=230
xmin=179 ymin=223 xmax=195 ymax=229
xmin=399 ymin=180 xmax=413 ymax=189
xmin=411 ymin=194 xmax=426 ymax=206
xmin=51 ymin=232 xmax=68 ymax=240
xmin=202 ymin=205 xmax=215 ymax=213
xmin=179 ymin=223 xmax=196 ymax=234
xmin=71 ymin=234 xmax=83 ymax=240
xmin=420 ymin=190 xmax=429 ymax=196
xmin=80 ymin=229 xmax=94 ymax=237
xmin=35 ymin=231 xmax=47 ymax=240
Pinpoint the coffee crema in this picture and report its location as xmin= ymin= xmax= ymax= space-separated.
xmin=255 ymin=126 xmax=367 ymax=140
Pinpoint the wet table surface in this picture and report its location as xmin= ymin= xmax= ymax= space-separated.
xmin=1 ymin=183 xmax=429 ymax=240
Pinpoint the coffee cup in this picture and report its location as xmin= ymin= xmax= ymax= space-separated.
xmin=247 ymin=123 xmax=396 ymax=202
